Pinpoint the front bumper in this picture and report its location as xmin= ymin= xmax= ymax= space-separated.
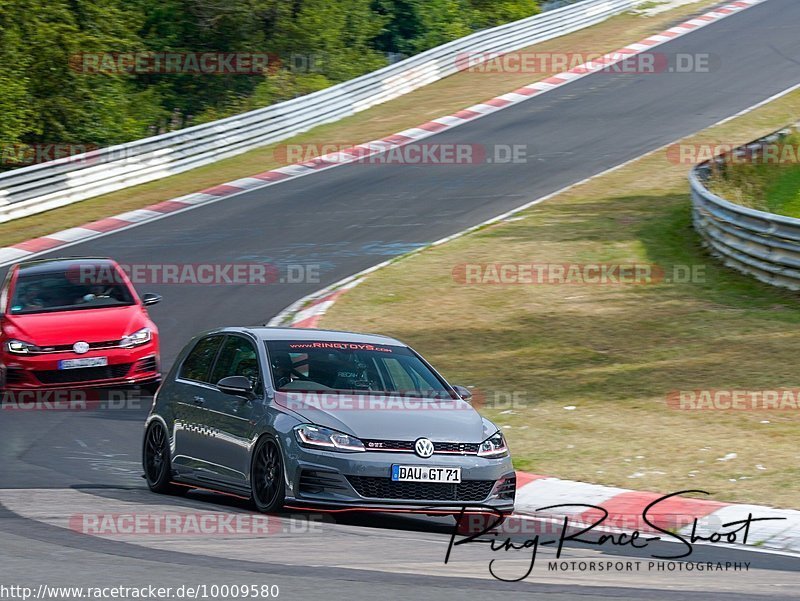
xmin=1 ymin=343 xmax=160 ymax=390
xmin=283 ymin=440 xmax=516 ymax=513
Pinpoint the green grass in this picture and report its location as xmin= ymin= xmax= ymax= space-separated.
xmin=319 ymin=87 xmax=800 ymax=509
xmin=706 ymin=131 xmax=800 ymax=218
xmin=766 ymin=167 xmax=800 ymax=217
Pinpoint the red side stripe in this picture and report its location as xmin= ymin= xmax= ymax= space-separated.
xmin=515 ymin=471 xmax=548 ymax=488
xmin=201 ymin=184 xmax=242 ymax=196
xmin=82 ymin=217 xmax=132 ymax=233
xmin=381 ymin=134 xmax=413 ymax=145
xmin=251 ymin=171 xmax=289 ymax=181
xmin=575 ymin=491 xmax=727 ymax=533
xmin=12 ymin=237 xmax=63 ymax=253
xmin=418 ymin=121 xmax=448 ymax=132
xmin=146 ymin=200 xmax=189 ymax=213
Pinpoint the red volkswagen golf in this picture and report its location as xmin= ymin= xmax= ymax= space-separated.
xmin=0 ymin=257 xmax=161 ymax=392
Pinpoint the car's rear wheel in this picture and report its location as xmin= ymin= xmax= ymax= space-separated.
xmin=143 ymin=421 xmax=180 ymax=494
xmin=251 ymin=437 xmax=285 ymax=513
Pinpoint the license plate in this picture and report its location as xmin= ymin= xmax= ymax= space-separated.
xmin=58 ymin=357 xmax=108 ymax=369
xmin=391 ymin=465 xmax=461 ymax=483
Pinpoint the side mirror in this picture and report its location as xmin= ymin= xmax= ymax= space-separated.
xmin=452 ymin=385 xmax=472 ymax=401
xmin=142 ymin=293 xmax=162 ymax=306
xmin=217 ymin=375 xmax=255 ymax=399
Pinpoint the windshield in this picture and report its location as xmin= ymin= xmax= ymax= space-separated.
xmin=265 ymin=340 xmax=453 ymax=398
xmin=10 ymin=270 xmax=136 ymax=315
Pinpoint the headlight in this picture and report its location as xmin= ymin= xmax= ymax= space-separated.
xmin=6 ymin=339 xmax=39 ymax=354
xmin=294 ymin=424 xmax=365 ymax=452
xmin=478 ymin=431 xmax=508 ymax=458
xmin=120 ymin=327 xmax=151 ymax=348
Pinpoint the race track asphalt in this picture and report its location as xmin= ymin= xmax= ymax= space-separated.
xmin=1 ymin=1 xmax=798 ymax=598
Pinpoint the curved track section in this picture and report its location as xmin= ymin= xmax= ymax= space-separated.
xmin=1 ymin=1 xmax=799 ymax=597
xmin=1 ymin=486 xmax=799 ymax=599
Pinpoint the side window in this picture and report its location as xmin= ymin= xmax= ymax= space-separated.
xmin=210 ymin=336 xmax=263 ymax=396
xmin=0 ymin=270 xmax=12 ymax=313
xmin=179 ymin=335 xmax=223 ymax=383
xmin=384 ymin=356 xmax=441 ymax=393
xmin=384 ymin=357 xmax=417 ymax=392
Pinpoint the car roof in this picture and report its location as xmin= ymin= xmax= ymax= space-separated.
xmin=225 ymin=326 xmax=407 ymax=347
xmin=15 ymin=257 xmax=117 ymax=276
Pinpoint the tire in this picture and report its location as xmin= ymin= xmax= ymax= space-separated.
xmin=142 ymin=421 xmax=181 ymax=494
xmin=250 ymin=437 xmax=286 ymax=513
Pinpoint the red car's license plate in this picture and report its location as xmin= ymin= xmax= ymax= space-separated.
xmin=58 ymin=357 xmax=108 ymax=369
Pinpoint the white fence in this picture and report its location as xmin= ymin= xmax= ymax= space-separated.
xmin=0 ymin=0 xmax=634 ymax=223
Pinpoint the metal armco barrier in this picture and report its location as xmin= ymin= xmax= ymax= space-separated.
xmin=691 ymin=127 xmax=800 ymax=290
xmin=0 ymin=0 xmax=633 ymax=223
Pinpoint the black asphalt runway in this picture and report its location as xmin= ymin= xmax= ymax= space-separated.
xmin=1 ymin=1 xmax=799 ymax=598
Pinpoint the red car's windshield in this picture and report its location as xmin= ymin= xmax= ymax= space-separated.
xmin=10 ymin=270 xmax=136 ymax=315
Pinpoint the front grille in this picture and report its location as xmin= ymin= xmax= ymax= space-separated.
xmin=34 ymin=363 xmax=132 ymax=384
xmin=30 ymin=340 xmax=121 ymax=354
xmin=134 ymin=356 xmax=158 ymax=373
xmin=435 ymin=442 xmax=480 ymax=454
xmin=298 ymin=469 xmax=348 ymax=495
xmin=364 ymin=439 xmax=414 ymax=452
xmin=495 ymin=476 xmax=516 ymax=500
xmin=347 ymin=476 xmax=494 ymax=502
xmin=5 ymin=368 xmax=25 ymax=384
xmin=362 ymin=439 xmax=480 ymax=455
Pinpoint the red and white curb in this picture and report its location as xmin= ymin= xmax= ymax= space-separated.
xmin=510 ymin=473 xmax=800 ymax=554
xmin=277 ymin=279 xmax=366 ymax=329
xmin=0 ymin=0 xmax=767 ymax=270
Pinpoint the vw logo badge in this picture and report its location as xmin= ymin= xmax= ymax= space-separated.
xmin=414 ymin=437 xmax=435 ymax=458
xmin=73 ymin=341 xmax=90 ymax=354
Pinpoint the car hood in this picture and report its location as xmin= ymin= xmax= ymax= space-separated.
xmin=3 ymin=305 xmax=146 ymax=345
xmin=274 ymin=392 xmax=485 ymax=442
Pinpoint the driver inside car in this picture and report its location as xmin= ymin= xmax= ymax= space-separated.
xmin=17 ymin=282 xmax=46 ymax=311
xmin=271 ymin=352 xmax=297 ymax=389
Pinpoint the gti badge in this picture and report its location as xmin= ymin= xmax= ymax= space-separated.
xmin=73 ymin=341 xmax=90 ymax=354
xmin=414 ymin=437 xmax=434 ymax=458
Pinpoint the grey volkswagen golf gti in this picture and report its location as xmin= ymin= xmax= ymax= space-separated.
xmin=143 ymin=327 xmax=515 ymax=515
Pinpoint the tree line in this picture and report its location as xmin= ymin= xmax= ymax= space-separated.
xmin=0 ymin=0 xmax=538 ymax=168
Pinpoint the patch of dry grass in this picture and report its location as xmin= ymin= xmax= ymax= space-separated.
xmin=319 ymin=87 xmax=800 ymax=509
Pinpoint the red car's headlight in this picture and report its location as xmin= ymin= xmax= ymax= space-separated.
xmin=120 ymin=327 xmax=152 ymax=348
xmin=6 ymin=339 xmax=39 ymax=354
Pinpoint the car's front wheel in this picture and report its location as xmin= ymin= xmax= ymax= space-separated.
xmin=143 ymin=421 xmax=181 ymax=494
xmin=250 ymin=437 xmax=286 ymax=513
